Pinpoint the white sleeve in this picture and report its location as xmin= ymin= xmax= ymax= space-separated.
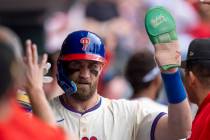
xmin=136 ymin=111 xmax=167 ymax=140
xmin=109 ymin=99 xmax=167 ymax=140
xmin=133 ymin=101 xmax=167 ymax=140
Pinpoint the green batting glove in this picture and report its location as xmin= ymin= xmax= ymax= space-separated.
xmin=145 ymin=6 xmax=181 ymax=70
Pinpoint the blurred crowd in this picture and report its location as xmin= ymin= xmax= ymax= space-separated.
xmin=43 ymin=0 xmax=210 ymax=103
xmin=1 ymin=0 xmax=210 ymax=106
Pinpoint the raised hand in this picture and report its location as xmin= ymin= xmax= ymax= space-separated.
xmin=24 ymin=39 xmax=48 ymax=92
xmin=23 ymin=39 xmax=56 ymax=125
xmin=145 ymin=7 xmax=181 ymax=72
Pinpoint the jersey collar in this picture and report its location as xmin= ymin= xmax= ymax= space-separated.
xmin=59 ymin=95 xmax=102 ymax=115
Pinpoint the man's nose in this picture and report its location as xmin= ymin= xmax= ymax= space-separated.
xmin=79 ymin=67 xmax=90 ymax=78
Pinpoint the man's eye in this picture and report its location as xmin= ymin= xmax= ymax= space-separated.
xmin=69 ymin=63 xmax=81 ymax=69
xmin=89 ymin=64 xmax=100 ymax=71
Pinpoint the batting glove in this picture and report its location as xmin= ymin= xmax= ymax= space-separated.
xmin=145 ymin=6 xmax=181 ymax=70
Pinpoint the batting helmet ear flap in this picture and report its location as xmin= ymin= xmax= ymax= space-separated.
xmin=57 ymin=60 xmax=77 ymax=95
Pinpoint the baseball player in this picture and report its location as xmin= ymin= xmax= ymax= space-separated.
xmin=181 ymin=38 xmax=210 ymax=140
xmin=0 ymin=26 xmax=68 ymax=140
xmin=125 ymin=50 xmax=168 ymax=113
xmin=26 ymin=7 xmax=192 ymax=140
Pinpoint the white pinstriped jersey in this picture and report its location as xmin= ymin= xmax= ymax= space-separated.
xmin=135 ymin=97 xmax=168 ymax=113
xmin=50 ymin=96 xmax=166 ymax=140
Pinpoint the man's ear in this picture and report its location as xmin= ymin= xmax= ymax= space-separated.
xmin=99 ymin=63 xmax=105 ymax=73
xmin=189 ymin=71 xmax=197 ymax=85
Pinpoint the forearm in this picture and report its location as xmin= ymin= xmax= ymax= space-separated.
xmin=27 ymin=87 xmax=56 ymax=126
xmin=24 ymin=40 xmax=56 ymax=126
xmin=145 ymin=7 xmax=192 ymax=139
xmin=168 ymin=99 xmax=192 ymax=138
xmin=162 ymin=70 xmax=192 ymax=139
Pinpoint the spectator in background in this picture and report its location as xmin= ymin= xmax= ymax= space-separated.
xmin=101 ymin=74 xmax=132 ymax=99
xmin=188 ymin=3 xmax=210 ymax=38
xmin=125 ymin=50 xmax=167 ymax=112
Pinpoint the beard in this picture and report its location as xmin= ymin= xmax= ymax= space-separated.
xmin=70 ymin=80 xmax=98 ymax=101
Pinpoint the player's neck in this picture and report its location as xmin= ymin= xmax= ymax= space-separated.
xmin=196 ymin=88 xmax=210 ymax=106
xmin=64 ymin=92 xmax=100 ymax=113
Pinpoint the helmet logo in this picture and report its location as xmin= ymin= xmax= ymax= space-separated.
xmin=80 ymin=37 xmax=90 ymax=51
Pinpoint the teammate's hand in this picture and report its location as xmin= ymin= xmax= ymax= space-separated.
xmin=24 ymin=39 xmax=48 ymax=92
xmin=145 ymin=7 xmax=181 ymax=71
xmin=154 ymin=41 xmax=180 ymax=72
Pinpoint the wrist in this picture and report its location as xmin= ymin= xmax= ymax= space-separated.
xmin=161 ymin=70 xmax=187 ymax=104
xmin=26 ymin=87 xmax=45 ymax=96
xmin=161 ymin=68 xmax=178 ymax=74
